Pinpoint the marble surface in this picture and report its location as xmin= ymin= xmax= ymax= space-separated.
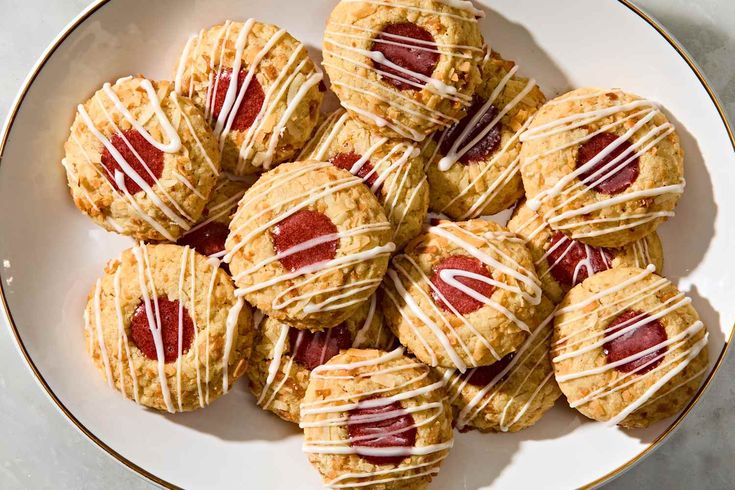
xmin=0 ymin=0 xmax=733 ymax=488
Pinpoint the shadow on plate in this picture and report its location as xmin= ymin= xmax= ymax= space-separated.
xmin=479 ymin=4 xmax=572 ymax=97
xmin=160 ymin=378 xmax=301 ymax=442
xmin=656 ymin=112 xmax=717 ymax=283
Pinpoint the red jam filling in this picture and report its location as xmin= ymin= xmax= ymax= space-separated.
xmin=372 ymin=22 xmax=439 ymax=91
xmin=462 ymin=352 xmax=516 ymax=387
xmin=347 ymin=398 xmax=417 ymax=465
xmin=546 ymin=231 xmax=615 ymax=287
xmin=130 ymin=297 xmax=194 ymax=363
xmin=576 ymin=132 xmax=640 ymax=195
xmin=439 ymin=99 xmax=502 ymax=164
xmin=430 ymin=255 xmax=495 ymax=315
xmin=330 ymin=152 xmax=380 ymax=189
xmin=288 ymin=324 xmax=353 ymax=370
xmin=209 ymin=68 xmax=265 ymax=132
xmin=100 ymin=129 xmax=164 ymax=195
xmin=270 ymin=210 xmax=339 ymax=272
xmin=177 ymin=221 xmax=230 ymax=258
xmin=603 ymin=309 xmax=667 ymax=374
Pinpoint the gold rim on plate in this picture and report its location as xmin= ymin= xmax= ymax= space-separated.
xmin=0 ymin=1 xmax=732 ymax=489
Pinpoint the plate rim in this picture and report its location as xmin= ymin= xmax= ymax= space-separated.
xmin=0 ymin=1 xmax=732 ymax=489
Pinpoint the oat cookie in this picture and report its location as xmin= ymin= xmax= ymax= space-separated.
xmin=381 ymin=219 xmax=542 ymax=370
xmin=520 ymin=88 xmax=684 ymax=248
xmin=224 ymin=161 xmax=394 ymax=330
xmin=440 ymin=296 xmax=561 ymax=432
xmin=174 ymin=19 xmax=323 ymax=174
xmin=301 ymin=348 xmax=453 ymax=490
xmin=552 ymin=266 xmax=708 ymax=428
xmin=425 ymin=50 xmax=546 ymax=219
xmin=84 ymin=243 xmax=253 ymax=412
xmin=323 ymin=0 xmax=484 ymax=141
xmin=63 ymin=76 xmax=221 ymax=241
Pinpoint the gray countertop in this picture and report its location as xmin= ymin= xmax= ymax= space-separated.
xmin=0 ymin=0 xmax=733 ymax=488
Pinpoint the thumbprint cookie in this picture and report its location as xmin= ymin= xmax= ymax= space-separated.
xmin=381 ymin=219 xmax=542 ymax=371
xmin=323 ymin=0 xmax=484 ymax=141
xmin=62 ymin=76 xmax=221 ymax=241
xmin=83 ymin=243 xmax=253 ymax=412
xmin=425 ymin=50 xmax=546 ymax=219
xmin=248 ymin=295 xmax=395 ymax=423
xmin=224 ymin=161 xmax=395 ymax=330
xmin=299 ymin=109 xmax=429 ymax=250
xmin=177 ymin=174 xmax=255 ymax=260
xmin=508 ymin=200 xmax=664 ymax=304
xmin=440 ymin=296 xmax=561 ymax=432
xmin=552 ymin=266 xmax=709 ymax=428
xmin=301 ymin=348 xmax=453 ymax=490
xmin=174 ymin=19 xmax=324 ymax=175
xmin=520 ymin=88 xmax=685 ymax=248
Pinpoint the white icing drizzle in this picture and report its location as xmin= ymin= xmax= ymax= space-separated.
xmin=89 ymin=243 xmax=240 ymax=412
xmin=203 ymin=257 xmax=221 ymax=405
xmin=552 ymin=265 xmax=709 ymax=425
xmin=383 ymin=222 xmax=541 ymax=371
xmin=446 ymin=310 xmax=555 ymax=430
xmin=300 ymin=348 xmax=452 ymax=488
xmin=175 ymin=247 xmax=188 ymax=410
xmin=222 ymin=297 xmax=244 ymax=393
xmin=511 ymin=205 xmax=654 ymax=287
xmin=323 ymin=2 xmax=481 ymax=142
xmin=224 ymin=161 xmax=395 ymax=314
xmin=326 ymin=456 xmax=445 ymax=488
xmin=255 ymin=295 xmax=385 ymax=411
xmin=520 ymin=90 xmax=683 ymax=240
xmin=299 ymin=110 xmax=427 ymax=244
xmin=437 ymin=65 xmax=534 ymax=171
xmin=101 ymin=79 xmax=182 ymax=153
xmin=327 ymin=40 xmax=460 ymax=97
xmin=175 ymin=19 xmax=323 ymax=173
xmin=352 ymin=294 xmax=378 ymax=347
xmin=92 ymin=278 xmax=113 ymax=386
xmin=73 ymin=78 xmax=213 ymax=239
xmin=421 ymin=58 xmax=539 ymax=219
xmin=132 ymin=244 xmax=175 ymax=412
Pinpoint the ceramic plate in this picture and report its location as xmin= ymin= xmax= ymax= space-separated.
xmin=1 ymin=0 xmax=733 ymax=488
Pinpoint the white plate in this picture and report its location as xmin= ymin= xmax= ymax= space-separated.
xmin=1 ymin=0 xmax=733 ymax=488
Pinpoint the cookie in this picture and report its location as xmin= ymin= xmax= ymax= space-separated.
xmin=425 ymin=50 xmax=546 ymax=219
xmin=381 ymin=219 xmax=542 ymax=371
xmin=440 ymin=296 xmax=561 ymax=432
xmin=174 ymin=19 xmax=323 ymax=175
xmin=520 ymin=88 xmax=684 ymax=248
xmin=323 ymin=0 xmax=484 ymax=141
xmin=301 ymin=348 xmax=453 ymax=490
xmin=248 ymin=295 xmax=395 ymax=423
xmin=83 ymin=243 xmax=253 ymax=412
xmin=299 ymin=109 xmax=429 ymax=250
xmin=224 ymin=161 xmax=394 ymax=330
xmin=552 ymin=266 xmax=709 ymax=428
xmin=507 ymin=200 xmax=664 ymax=303
xmin=62 ymin=76 xmax=221 ymax=241
xmin=177 ymin=174 xmax=255 ymax=259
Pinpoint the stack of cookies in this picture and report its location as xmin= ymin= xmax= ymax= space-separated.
xmin=60 ymin=1 xmax=710 ymax=489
